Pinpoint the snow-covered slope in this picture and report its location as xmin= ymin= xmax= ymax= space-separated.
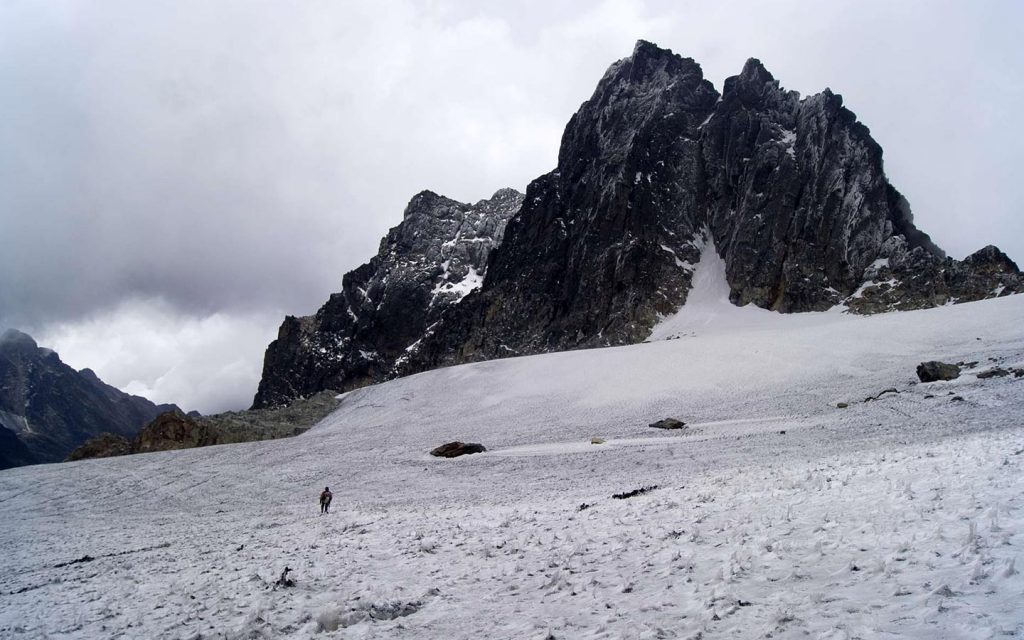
xmin=648 ymin=239 xmax=816 ymax=338
xmin=2 ymin=249 xmax=1023 ymax=639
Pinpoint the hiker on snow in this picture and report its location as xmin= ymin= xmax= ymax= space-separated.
xmin=319 ymin=487 xmax=333 ymax=514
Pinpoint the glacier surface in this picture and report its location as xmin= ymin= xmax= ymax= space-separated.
xmin=1 ymin=249 xmax=1023 ymax=638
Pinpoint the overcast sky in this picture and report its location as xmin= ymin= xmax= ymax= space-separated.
xmin=2 ymin=0 xmax=1021 ymax=413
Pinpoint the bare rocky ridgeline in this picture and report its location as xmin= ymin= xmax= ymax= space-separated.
xmin=67 ymin=390 xmax=341 ymax=461
xmin=253 ymin=40 xmax=1022 ymax=409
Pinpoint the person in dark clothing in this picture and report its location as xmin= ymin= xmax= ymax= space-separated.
xmin=319 ymin=487 xmax=333 ymax=514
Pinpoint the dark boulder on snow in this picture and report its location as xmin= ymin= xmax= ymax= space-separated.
xmin=649 ymin=418 xmax=687 ymax=430
xmin=430 ymin=441 xmax=487 ymax=458
xmin=917 ymin=361 xmax=961 ymax=383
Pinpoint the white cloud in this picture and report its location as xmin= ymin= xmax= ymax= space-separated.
xmin=34 ymin=299 xmax=280 ymax=414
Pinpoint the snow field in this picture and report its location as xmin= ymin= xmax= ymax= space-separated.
xmin=1 ymin=247 xmax=1023 ymax=638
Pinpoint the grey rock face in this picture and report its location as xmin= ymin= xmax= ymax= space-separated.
xmin=649 ymin=418 xmax=686 ymax=430
xmin=0 ymin=329 xmax=179 ymax=466
xmin=252 ymin=189 xmax=523 ymax=408
xmin=0 ymin=425 xmax=37 ymax=469
xmin=702 ymin=60 xmax=943 ymax=311
xmin=448 ymin=42 xmax=716 ymax=358
xmin=256 ymin=40 xmax=1021 ymax=405
xmin=406 ymin=42 xmax=1019 ymax=368
xmin=845 ymin=242 xmax=1022 ymax=313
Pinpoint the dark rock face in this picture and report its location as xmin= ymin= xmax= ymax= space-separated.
xmin=409 ymin=42 xmax=717 ymax=367
xmin=256 ymin=40 xmax=1022 ymax=405
xmin=917 ymin=361 xmax=961 ymax=382
xmin=400 ymin=42 xmax=1020 ymax=376
xmin=0 ymin=425 xmax=37 ymax=469
xmin=845 ymin=243 xmax=1023 ymax=313
xmin=429 ymin=441 xmax=486 ymax=458
xmin=0 ymin=329 xmax=179 ymax=466
xmin=702 ymin=59 xmax=944 ymax=312
xmin=252 ymin=189 xmax=523 ymax=408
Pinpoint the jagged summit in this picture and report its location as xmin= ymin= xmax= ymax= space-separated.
xmin=252 ymin=187 xmax=524 ymax=408
xmin=623 ymin=39 xmax=703 ymax=81
xmin=965 ymin=245 xmax=1019 ymax=272
xmin=253 ymin=41 xmax=1022 ymax=408
xmin=735 ymin=57 xmax=775 ymax=85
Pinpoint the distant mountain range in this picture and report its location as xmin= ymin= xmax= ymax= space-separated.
xmin=253 ymin=40 xmax=1022 ymax=409
xmin=0 ymin=329 xmax=178 ymax=468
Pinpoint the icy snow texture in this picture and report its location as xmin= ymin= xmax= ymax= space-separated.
xmin=1 ymin=255 xmax=1023 ymax=638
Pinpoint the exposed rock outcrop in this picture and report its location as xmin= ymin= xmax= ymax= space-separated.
xmin=68 ymin=390 xmax=342 ymax=460
xmin=917 ymin=361 xmax=961 ymax=383
xmin=702 ymin=59 xmax=943 ymax=312
xmin=845 ymin=243 xmax=1022 ymax=313
xmin=133 ymin=410 xmax=220 ymax=453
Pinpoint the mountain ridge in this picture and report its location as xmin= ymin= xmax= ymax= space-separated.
xmin=253 ymin=40 xmax=1022 ymax=409
xmin=0 ymin=328 xmax=180 ymax=468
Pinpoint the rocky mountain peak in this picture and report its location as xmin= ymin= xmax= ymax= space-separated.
xmin=404 ymin=190 xmax=455 ymax=218
xmin=255 ymin=41 xmax=1022 ymax=408
xmin=624 ymin=39 xmax=703 ymax=85
xmin=1 ymin=328 xmax=38 ymax=352
xmin=252 ymin=187 xmax=524 ymax=408
xmin=78 ymin=367 xmax=101 ymax=382
xmin=720 ymin=58 xmax=798 ymax=119
xmin=964 ymin=245 xmax=1020 ymax=273
xmin=730 ymin=57 xmax=776 ymax=93
xmin=557 ymin=41 xmax=717 ymax=190
xmin=486 ymin=187 xmax=524 ymax=205
xmin=739 ymin=57 xmax=771 ymax=80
